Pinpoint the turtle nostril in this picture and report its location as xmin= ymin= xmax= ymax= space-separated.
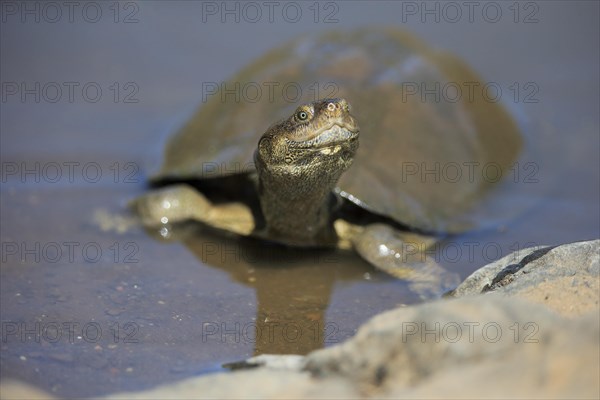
xmin=327 ymin=102 xmax=336 ymax=112
xmin=338 ymin=99 xmax=350 ymax=112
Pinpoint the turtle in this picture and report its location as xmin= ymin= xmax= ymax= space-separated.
xmin=132 ymin=28 xmax=522 ymax=297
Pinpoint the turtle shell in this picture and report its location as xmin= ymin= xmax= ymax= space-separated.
xmin=155 ymin=28 xmax=522 ymax=233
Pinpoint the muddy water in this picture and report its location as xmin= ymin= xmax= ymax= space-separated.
xmin=1 ymin=186 xmax=411 ymax=396
xmin=1 ymin=2 xmax=598 ymax=398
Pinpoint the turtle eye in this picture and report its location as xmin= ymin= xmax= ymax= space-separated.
xmin=296 ymin=110 xmax=309 ymax=121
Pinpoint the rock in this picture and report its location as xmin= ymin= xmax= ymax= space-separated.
xmin=0 ymin=380 xmax=56 ymax=400
xmin=450 ymin=239 xmax=599 ymax=316
xmin=304 ymin=295 xmax=599 ymax=398
xmin=104 ymin=369 xmax=356 ymax=399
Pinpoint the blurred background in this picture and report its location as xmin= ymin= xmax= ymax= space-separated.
xmin=1 ymin=1 xmax=598 ymax=398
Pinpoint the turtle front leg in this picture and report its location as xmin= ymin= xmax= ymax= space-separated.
xmin=335 ymin=220 xmax=460 ymax=299
xmin=131 ymin=184 xmax=255 ymax=236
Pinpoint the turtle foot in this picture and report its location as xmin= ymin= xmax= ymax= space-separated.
xmin=350 ymin=223 xmax=461 ymax=299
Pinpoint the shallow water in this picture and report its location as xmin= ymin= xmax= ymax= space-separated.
xmin=1 ymin=2 xmax=598 ymax=398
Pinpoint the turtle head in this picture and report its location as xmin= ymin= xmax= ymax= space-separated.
xmin=255 ymin=98 xmax=359 ymax=177
xmin=254 ymin=98 xmax=359 ymax=245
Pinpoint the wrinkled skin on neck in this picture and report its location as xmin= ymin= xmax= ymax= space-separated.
xmin=254 ymin=98 xmax=359 ymax=246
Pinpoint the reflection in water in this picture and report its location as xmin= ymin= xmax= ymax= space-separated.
xmin=158 ymin=223 xmax=375 ymax=355
xmin=0 ymin=187 xmax=409 ymax=399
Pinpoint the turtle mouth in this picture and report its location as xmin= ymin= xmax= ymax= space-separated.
xmin=297 ymin=122 xmax=359 ymax=149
